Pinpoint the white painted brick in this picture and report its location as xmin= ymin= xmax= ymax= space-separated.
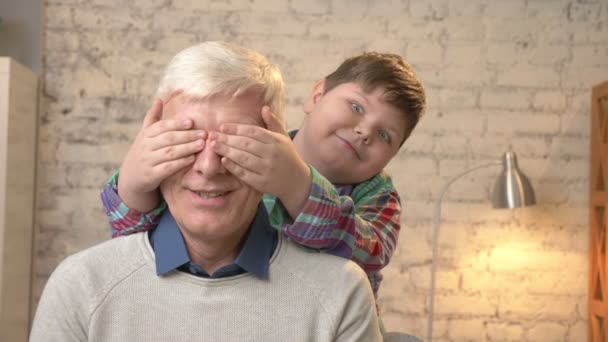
xmin=308 ymin=17 xmax=387 ymax=39
xmin=45 ymin=30 xmax=79 ymax=51
xmin=366 ymin=0 xmax=408 ymax=17
xmin=568 ymin=90 xmax=592 ymax=114
xmin=364 ymin=38 xmax=408 ymax=55
xmin=447 ymin=0 xmax=484 ymax=17
xmin=562 ymin=66 xmax=608 ymax=90
xmin=561 ymin=112 xmax=590 ymax=137
xmin=486 ymin=42 xmax=520 ymax=66
xmin=486 ymin=19 xmax=536 ymax=43
xmin=567 ymin=2 xmax=602 ymax=22
xmin=434 ymin=135 xmax=469 ymax=157
xmin=331 ymin=0 xmax=368 ymax=17
xmin=440 ymin=65 xmax=494 ymax=87
xmin=447 ymin=319 xmax=486 ymax=340
xmin=572 ymin=22 xmax=608 ymax=44
xmin=526 ymin=322 xmax=568 ymax=342
xmin=387 ymin=19 xmax=445 ymax=42
xmin=510 ymin=136 xmax=551 ymax=158
xmin=527 ymin=44 xmax=571 ymax=67
xmin=409 ymin=0 xmax=449 ymax=21
xmin=486 ymin=321 xmax=524 ymax=342
xmin=171 ymin=0 xmax=253 ymax=11
xmin=289 ymin=0 xmax=330 ymax=14
xmin=485 ymin=0 xmax=527 ymax=19
xmin=548 ymin=135 xmax=589 ymax=159
xmin=46 ymin=5 xmax=74 ymax=29
xmin=567 ymin=321 xmax=587 ymax=342
xmin=432 ymin=109 xmax=486 ymax=134
xmin=444 ymin=43 xmax=483 ymax=66
xmin=480 ymin=88 xmax=532 ymax=110
xmin=438 ymin=88 xmax=478 ymax=109
xmin=526 ymin=0 xmax=569 ymax=20
xmin=532 ymin=90 xmax=567 ymax=112
xmin=487 ymin=111 xmax=560 ymax=135
xmin=444 ymin=18 xmax=485 ymax=42
xmin=496 ymin=65 xmax=560 ymax=88
xmin=499 ymin=293 xmax=578 ymax=320
xmin=398 ymin=132 xmax=435 ymax=154
xmin=570 ymin=45 xmax=608 ymax=67
xmin=435 ymin=293 xmax=496 ymax=316
xmin=406 ymin=42 xmax=444 ymax=65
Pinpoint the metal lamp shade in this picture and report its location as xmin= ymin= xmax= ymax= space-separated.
xmin=492 ymin=151 xmax=536 ymax=209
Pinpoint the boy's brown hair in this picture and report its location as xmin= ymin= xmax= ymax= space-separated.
xmin=323 ymin=52 xmax=426 ymax=145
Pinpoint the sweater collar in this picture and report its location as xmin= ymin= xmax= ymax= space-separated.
xmin=149 ymin=202 xmax=275 ymax=279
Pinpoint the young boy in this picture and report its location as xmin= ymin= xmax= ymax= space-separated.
xmin=101 ymin=52 xmax=426 ymax=305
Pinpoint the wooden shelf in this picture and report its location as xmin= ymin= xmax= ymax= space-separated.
xmin=0 ymin=57 xmax=38 ymax=342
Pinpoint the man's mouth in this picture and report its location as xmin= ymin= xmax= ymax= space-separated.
xmin=195 ymin=191 xmax=228 ymax=199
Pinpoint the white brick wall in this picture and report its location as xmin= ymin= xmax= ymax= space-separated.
xmin=37 ymin=0 xmax=606 ymax=340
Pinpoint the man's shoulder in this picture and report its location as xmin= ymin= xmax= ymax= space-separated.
xmin=51 ymin=233 xmax=150 ymax=291
xmin=278 ymin=239 xmax=369 ymax=287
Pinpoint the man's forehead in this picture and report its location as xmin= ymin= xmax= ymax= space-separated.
xmin=167 ymin=92 xmax=265 ymax=126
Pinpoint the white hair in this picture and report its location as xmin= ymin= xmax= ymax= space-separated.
xmin=156 ymin=41 xmax=284 ymax=119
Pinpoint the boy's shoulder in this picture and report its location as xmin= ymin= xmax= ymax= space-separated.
xmin=352 ymin=170 xmax=397 ymax=197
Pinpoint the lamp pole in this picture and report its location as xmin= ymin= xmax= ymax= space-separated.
xmin=426 ymin=162 xmax=501 ymax=341
xmin=426 ymin=151 xmax=535 ymax=341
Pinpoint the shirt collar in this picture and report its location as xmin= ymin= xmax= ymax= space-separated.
xmin=149 ymin=202 xmax=276 ymax=279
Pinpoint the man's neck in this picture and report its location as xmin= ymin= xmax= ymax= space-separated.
xmin=181 ymin=231 xmax=245 ymax=276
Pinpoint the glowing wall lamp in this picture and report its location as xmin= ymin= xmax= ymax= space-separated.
xmin=427 ymin=151 xmax=536 ymax=341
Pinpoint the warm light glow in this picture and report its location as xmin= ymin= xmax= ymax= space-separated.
xmin=489 ymin=243 xmax=536 ymax=270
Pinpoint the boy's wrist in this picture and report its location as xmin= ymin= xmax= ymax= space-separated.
xmin=116 ymin=174 xmax=161 ymax=213
xmin=277 ymin=161 xmax=312 ymax=219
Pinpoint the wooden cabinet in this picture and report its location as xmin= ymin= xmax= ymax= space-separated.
xmin=590 ymin=80 xmax=608 ymax=342
xmin=0 ymin=57 xmax=38 ymax=341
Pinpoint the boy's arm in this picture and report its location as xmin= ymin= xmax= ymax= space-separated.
xmin=101 ymin=170 xmax=167 ymax=237
xmin=268 ymin=168 xmax=400 ymax=273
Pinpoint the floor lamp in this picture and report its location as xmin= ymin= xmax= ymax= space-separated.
xmin=426 ymin=151 xmax=536 ymax=341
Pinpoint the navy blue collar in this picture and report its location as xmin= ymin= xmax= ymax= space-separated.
xmin=149 ymin=203 xmax=276 ymax=279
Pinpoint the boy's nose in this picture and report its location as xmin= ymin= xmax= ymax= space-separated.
xmin=192 ymin=144 xmax=227 ymax=176
xmin=354 ymin=125 xmax=371 ymax=145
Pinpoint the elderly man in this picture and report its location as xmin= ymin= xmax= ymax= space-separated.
xmin=30 ymin=42 xmax=381 ymax=342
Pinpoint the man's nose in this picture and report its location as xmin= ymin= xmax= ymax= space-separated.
xmin=192 ymin=143 xmax=227 ymax=176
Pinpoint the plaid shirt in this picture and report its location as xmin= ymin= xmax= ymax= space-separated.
xmin=101 ymin=167 xmax=401 ymax=298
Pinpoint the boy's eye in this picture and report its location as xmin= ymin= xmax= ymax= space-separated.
xmin=378 ymin=130 xmax=390 ymax=142
xmin=351 ymin=103 xmax=364 ymax=113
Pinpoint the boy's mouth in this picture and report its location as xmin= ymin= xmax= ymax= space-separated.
xmin=335 ymin=135 xmax=361 ymax=160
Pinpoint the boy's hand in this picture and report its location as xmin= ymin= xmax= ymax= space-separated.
xmin=118 ymin=99 xmax=206 ymax=212
xmin=210 ymin=106 xmax=312 ymax=215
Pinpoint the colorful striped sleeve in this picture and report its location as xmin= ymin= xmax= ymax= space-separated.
xmin=267 ymin=166 xmax=401 ymax=282
xmin=100 ymin=170 xmax=167 ymax=238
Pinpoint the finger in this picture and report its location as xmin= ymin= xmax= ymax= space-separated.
xmin=211 ymin=140 xmax=265 ymax=172
xmin=218 ymin=124 xmax=275 ymax=144
xmin=142 ymin=99 xmax=163 ymax=129
xmin=149 ymin=139 xmax=205 ymax=166
xmin=211 ymin=133 xmax=268 ymax=159
xmin=152 ymin=155 xmax=197 ymax=179
xmin=148 ymin=130 xmax=207 ymax=151
xmin=220 ymin=157 xmax=266 ymax=192
xmin=261 ymin=106 xmax=288 ymax=136
xmin=144 ymin=118 xmax=200 ymax=138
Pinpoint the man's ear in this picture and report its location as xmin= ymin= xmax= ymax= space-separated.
xmin=303 ymin=79 xmax=326 ymax=114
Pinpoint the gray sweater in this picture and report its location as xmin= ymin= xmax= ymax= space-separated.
xmin=30 ymin=232 xmax=382 ymax=342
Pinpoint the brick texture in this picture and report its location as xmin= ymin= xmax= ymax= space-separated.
xmin=37 ymin=0 xmax=604 ymax=340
